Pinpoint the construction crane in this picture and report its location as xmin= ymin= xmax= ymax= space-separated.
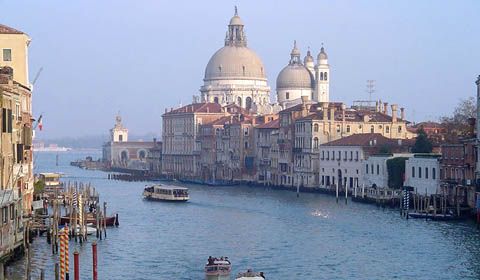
xmin=32 ymin=67 xmax=43 ymax=86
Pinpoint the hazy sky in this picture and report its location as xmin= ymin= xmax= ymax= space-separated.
xmin=2 ymin=0 xmax=479 ymax=138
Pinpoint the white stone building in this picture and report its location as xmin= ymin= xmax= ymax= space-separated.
xmin=199 ymin=8 xmax=278 ymax=115
xmin=276 ymin=41 xmax=329 ymax=109
xmin=404 ymin=155 xmax=441 ymax=195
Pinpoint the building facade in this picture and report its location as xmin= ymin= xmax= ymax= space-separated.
xmin=404 ymin=155 xmax=441 ymax=195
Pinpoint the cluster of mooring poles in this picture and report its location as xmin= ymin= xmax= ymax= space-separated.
xmin=25 ymin=181 xmax=118 ymax=279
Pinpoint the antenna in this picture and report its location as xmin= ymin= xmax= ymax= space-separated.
xmin=366 ymin=80 xmax=375 ymax=101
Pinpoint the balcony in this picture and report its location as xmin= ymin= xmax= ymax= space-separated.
xmin=293 ymin=147 xmax=302 ymax=153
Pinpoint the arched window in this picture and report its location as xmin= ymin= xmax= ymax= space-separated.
xmin=286 ymin=92 xmax=290 ymax=99
xmin=324 ymin=72 xmax=328 ymax=81
xmin=121 ymin=150 xmax=128 ymax=161
xmin=386 ymin=126 xmax=390 ymax=133
xmin=370 ymin=125 xmax=374 ymax=133
xmin=314 ymin=137 xmax=319 ymax=149
xmin=346 ymin=125 xmax=351 ymax=133
xmin=320 ymin=72 xmax=324 ymax=80
xmin=138 ymin=150 xmax=146 ymax=160
xmin=246 ymin=97 xmax=252 ymax=110
xmin=237 ymin=97 xmax=242 ymax=106
xmin=398 ymin=126 xmax=402 ymax=133
xmin=213 ymin=97 xmax=219 ymax=103
xmin=314 ymin=124 xmax=319 ymax=132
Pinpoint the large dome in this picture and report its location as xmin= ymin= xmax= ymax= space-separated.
xmin=204 ymin=46 xmax=266 ymax=81
xmin=276 ymin=64 xmax=314 ymax=89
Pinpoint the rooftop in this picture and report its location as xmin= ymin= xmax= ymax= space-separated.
xmin=0 ymin=24 xmax=24 ymax=34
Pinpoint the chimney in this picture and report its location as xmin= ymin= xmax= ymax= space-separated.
xmin=329 ymin=106 xmax=335 ymax=121
xmin=363 ymin=115 xmax=370 ymax=123
xmin=301 ymin=95 xmax=308 ymax=104
xmin=383 ymin=102 xmax=388 ymax=114
xmin=341 ymin=104 xmax=346 ymax=122
xmin=400 ymin=107 xmax=405 ymax=120
xmin=391 ymin=104 xmax=398 ymax=123
xmin=322 ymin=103 xmax=328 ymax=121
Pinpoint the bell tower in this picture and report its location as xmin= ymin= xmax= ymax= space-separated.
xmin=111 ymin=114 xmax=128 ymax=142
xmin=314 ymin=44 xmax=330 ymax=102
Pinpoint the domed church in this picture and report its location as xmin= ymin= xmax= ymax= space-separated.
xmin=199 ymin=7 xmax=276 ymax=114
xmin=276 ymin=41 xmax=330 ymax=109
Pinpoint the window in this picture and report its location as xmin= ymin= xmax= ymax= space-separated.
xmin=344 ymin=151 xmax=347 ymax=161
xmin=237 ymin=97 xmax=242 ymax=106
xmin=324 ymin=72 xmax=328 ymax=81
xmin=321 ymin=151 xmax=325 ymax=160
xmin=3 ymin=49 xmax=11 ymax=61
xmin=286 ymin=92 xmax=290 ymax=100
xmin=336 ymin=125 xmax=340 ymax=133
xmin=398 ymin=126 xmax=402 ymax=133
xmin=320 ymin=72 xmax=324 ymax=80
xmin=350 ymin=151 xmax=353 ymax=161
xmin=425 ymin=167 xmax=429 ymax=179
xmin=432 ymin=168 xmax=436 ymax=180
xmin=244 ymin=141 xmax=248 ymax=149
xmin=355 ymin=151 xmax=359 ymax=161
xmin=419 ymin=167 xmax=422 ymax=178
xmin=412 ymin=166 xmax=415 ymax=178
xmin=386 ymin=126 xmax=390 ymax=133
xmin=371 ymin=164 xmax=374 ymax=174
xmin=2 ymin=207 xmax=7 ymax=224
xmin=370 ymin=125 xmax=374 ymax=133
xmin=376 ymin=164 xmax=380 ymax=175
xmin=314 ymin=137 xmax=319 ymax=149
xmin=346 ymin=125 xmax=350 ymax=133
xmin=366 ymin=164 xmax=369 ymax=174
xmin=337 ymin=151 xmax=341 ymax=160
xmin=213 ymin=97 xmax=219 ymax=103
xmin=314 ymin=124 xmax=319 ymax=132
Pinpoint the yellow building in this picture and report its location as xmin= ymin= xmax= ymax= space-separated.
xmin=0 ymin=24 xmax=30 ymax=88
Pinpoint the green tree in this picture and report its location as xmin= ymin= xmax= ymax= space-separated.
xmin=412 ymin=128 xmax=433 ymax=153
xmin=34 ymin=179 xmax=45 ymax=195
xmin=387 ymin=157 xmax=408 ymax=189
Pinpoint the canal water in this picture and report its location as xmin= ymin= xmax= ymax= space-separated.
xmin=8 ymin=151 xmax=480 ymax=279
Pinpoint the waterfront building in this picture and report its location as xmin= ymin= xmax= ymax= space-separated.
xmin=255 ymin=118 xmax=280 ymax=185
xmin=276 ymin=41 xmax=330 ymax=109
xmin=318 ymin=133 xmax=412 ymax=190
xmin=440 ymin=139 xmax=477 ymax=207
xmin=404 ymin=154 xmax=441 ymax=195
xmin=199 ymin=8 xmax=279 ymax=115
xmin=287 ymin=97 xmax=415 ymax=188
xmin=162 ymin=103 xmax=227 ymax=179
xmin=363 ymin=153 xmax=413 ymax=189
xmin=103 ymin=115 xmax=161 ymax=173
xmin=0 ymin=24 xmax=30 ymax=88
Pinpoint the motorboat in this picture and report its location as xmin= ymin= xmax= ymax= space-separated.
xmin=143 ymin=185 xmax=189 ymax=202
xmin=235 ymin=269 xmax=265 ymax=280
xmin=205 ymin=256 xmax=231 ymax=279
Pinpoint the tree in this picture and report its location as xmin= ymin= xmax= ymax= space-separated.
xmin=440 ymin=96 xmax=476 ymax=142
xmin=412 ymin=128 xmax=433 ymax=153
xmin=387 ymin=157 xmax=408 ymax=189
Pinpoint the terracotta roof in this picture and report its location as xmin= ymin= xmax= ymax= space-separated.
xmin=256 ymin=118 xmax=280 ymax=129
xmin=415 ymin=121 xmax=443 ymax=128
xmin=323 ymin=133 xmax=414 ymax=147
xmin=163 ymin=102 xmax=224 ymax=115
xmin=0 ymin=24 xmax=23 ymax=34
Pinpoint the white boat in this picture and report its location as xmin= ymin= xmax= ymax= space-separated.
xmin=205 ymin=257 xmax=231 ymax=279
xmin=143 ymin=185 xmax=189 ymax=202
xmin=235 ymin=269 xmax=265 ymax=280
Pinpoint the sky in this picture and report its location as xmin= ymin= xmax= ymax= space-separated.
xmin=1 ymin=0 xmax=479 ymax=138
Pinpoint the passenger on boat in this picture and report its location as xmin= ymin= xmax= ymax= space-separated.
xmin=260 ymin=272 xmax=265 ymax=279
xmin=208 ymin=256 xmax=214 ymax=265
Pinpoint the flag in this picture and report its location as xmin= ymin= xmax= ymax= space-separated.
xmin=37 ymin=114 xmax=43 ymax=131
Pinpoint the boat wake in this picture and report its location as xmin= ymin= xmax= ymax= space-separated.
xmin=311 ymin=210 xmax=329 ymax=219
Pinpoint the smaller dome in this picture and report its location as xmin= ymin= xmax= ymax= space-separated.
xmin=229 ymin=15 xmax=244 ymax=26
xmin=317 ymin=46 xmax=328 ymax=60
xmin=304 ymin=50 xmax=314 ymax=64
xmin=276 ymin=65 xmax=314 ymax=90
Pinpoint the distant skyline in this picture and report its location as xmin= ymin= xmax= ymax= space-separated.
xmin=2 ymin=0 xmax=479 ymax=138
